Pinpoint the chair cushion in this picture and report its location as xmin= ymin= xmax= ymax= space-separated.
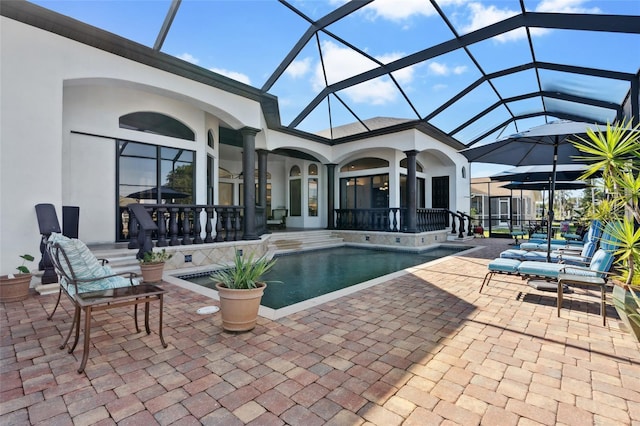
xmin=517 ymin=261 xmax=563 ymax=279
xmin=48 ymin=233 xmax=138 ymax=295
xmin=487 ymin=258 xmax=521 ymax=274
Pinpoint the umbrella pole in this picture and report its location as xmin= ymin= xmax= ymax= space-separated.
xmin=546 ymin=141 xmax=558 ymax=262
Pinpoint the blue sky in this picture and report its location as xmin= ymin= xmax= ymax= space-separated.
xmin=29 ymin=0 xmax=640 ymax=177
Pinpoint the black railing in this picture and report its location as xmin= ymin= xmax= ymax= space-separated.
xmin=416 ymin=208 xmax=449 ymax=232
xmin=125 ymin=204 xmax=267 ymax=249
xmin=456 ymin=211 xmax=475 ymax=236
xmin=335 ymin=208 xmax=450 ymax=233
xmin=335 ymin=208 xmax=403 ymax=231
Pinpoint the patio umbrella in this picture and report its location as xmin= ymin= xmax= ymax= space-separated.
xmin=460 ymin=120 xmax=607 ymax=261
xmin=490 ymin=164 xmax=594 ymax=182
xmin=127 ymin=185 xmax=190 ymax=201
xmin=501 ymin=181 xmax=590 ymax=191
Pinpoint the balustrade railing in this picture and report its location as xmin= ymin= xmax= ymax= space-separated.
xmin=447 ymin=210 xmax=465 ymax=238
xmin=124 ymin=204 xmax=267 ymax=249
xmin=335 ymin=208 xmax=450 ymax=233
xmin=335 ymin=208 xmax=403 ymax=231
xmin=416 ymin=208 xmax=449 ymax=232
xmin=456 ymin=211 xmax=475 ymax=236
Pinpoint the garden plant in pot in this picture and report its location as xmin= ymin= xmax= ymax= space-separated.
xmin=0 ymin=254 xmax=34 ymax=302
xmin=210 ymin=252 xmax=277 ymax=332
xmin=571 ymin=119 xmax=640 ymax=341
xmin=139 ymin=249 xmax=172 ymax=283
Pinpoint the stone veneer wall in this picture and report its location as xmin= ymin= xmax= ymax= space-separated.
xmin=159 ymin=237 xmax=270 ymax=272
xmin=331 ymin=230 xmax=450 ymax=250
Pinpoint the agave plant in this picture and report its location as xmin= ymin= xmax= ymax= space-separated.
xmin=210 ymin=252 xmax=277 ymax=290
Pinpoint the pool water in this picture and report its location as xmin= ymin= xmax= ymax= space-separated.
xmin=181 ymin=245 xmax=469 ymax=309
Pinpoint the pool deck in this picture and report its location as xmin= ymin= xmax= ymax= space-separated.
xmin=2 ymin=237 xmax=639 ymax=425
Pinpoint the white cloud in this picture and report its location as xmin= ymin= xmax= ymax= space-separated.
xmin=312 ymin=41 xmax=413 ymax=105
xmin=285 ymin=57 xmax=312 ymax=79
xmin=177 ymin=53 xmax=199 ymax=65
xmin=459 ymin=0 xmax=599 ymax=43
xmin=362 ymin=0 xmax=437 ymax=22
xmin=361 ymin=0 xmax=467 ymax=22
xmin=461 ymin=2 xmax=525 ymax=42
xmin=209 ymin=67 xmax=252 ymax=85
xmin=453 ymin=65 xmax=468 ymax=75
xmin=535 ymin=0 xmax=601 ymax=14
xmin=433 ymin=83 xmax=448 ymax=91
xmin=428 ymin=61 xmax=468 ymax=76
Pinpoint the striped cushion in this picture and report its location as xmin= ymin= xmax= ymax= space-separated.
xmin=48 ymin=233 xmax=138 ymax=295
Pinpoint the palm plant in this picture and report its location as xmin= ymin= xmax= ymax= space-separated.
xmin=570 ymin=118 xmax=640 ymax=286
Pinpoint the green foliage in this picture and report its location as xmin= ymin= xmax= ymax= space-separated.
xmin=210 ymin=252 xmax=277 ymax=290
xmin=139 ymin=249 xmax=172 ymax=264
xmin=16 ymin=254 xmax=34 ymax=274
xmin=570 ymin=119 xmax=640 ymax=285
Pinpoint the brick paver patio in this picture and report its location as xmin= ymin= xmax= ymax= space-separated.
xmin=2 ymin=238 xmax=639 ymax=425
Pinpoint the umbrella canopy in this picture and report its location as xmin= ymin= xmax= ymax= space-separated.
xmin=127 ymin=186 xmax=190 ymax=200
xmin=460 ymin=121 xmax=606 ymax=166
xmin=490 ymin=164 xmax=594 ymax=182
xmin=501 ymin=181 xmax=590 ymax=191
xmin=460 ymin=120 xmax=606 ymax=261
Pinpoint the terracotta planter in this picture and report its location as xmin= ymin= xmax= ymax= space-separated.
xmin=0 ymin=274 xmax=32 ymax=302
xmin=612 ymin=284 xmax=640 ymax=342
xmin=140 ymin=262 xmax=165 ymax=283
xmin=215 ymin=282 xmax=266 ymax=332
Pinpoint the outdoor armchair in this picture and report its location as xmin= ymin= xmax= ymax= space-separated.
xmin=45 ymin=233 xmax=141 ymax=350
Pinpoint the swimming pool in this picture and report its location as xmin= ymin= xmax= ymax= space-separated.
xmin=179 ymin=245 xmax=471 ymax=310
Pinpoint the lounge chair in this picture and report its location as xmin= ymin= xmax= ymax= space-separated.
xmin=267 ymin=208 xmax=287 ymax=229
xmin=46 ymin=233 xmax=167 ymax=373
xmin=499 ymin=220 xmax=613 ymax=265
xmin=518 ymin=219 xmax=601 ymax=251
xmin=480 ymin=248 xmax=615 ymax=324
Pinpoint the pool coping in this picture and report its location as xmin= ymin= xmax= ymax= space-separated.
xmin=164 ymin=244 xmax=484 ymax=320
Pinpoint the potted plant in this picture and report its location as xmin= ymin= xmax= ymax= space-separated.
xmin=0 ymin=254 xmax=35 ymax=302
xmin=210 ymin=252 xmax=277 ymax=332
xmin=571 ymin=119 xmax=640 ymax=340
xmin=138 ymin=249 xmax=172 ymax=283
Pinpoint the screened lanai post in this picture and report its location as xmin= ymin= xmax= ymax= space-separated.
xmin=326 ymin=164 xmax=336 ymax=230
xmin=241 ymin=127 xmax=260 ymax=240
xmin=257 ymin=149 xmax=268 ymax=219
xmin=405 ymin=150 xmax=418 ymax=233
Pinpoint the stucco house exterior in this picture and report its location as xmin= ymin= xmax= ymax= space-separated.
xmin=1 ymin=2 xmax=472 ymax=279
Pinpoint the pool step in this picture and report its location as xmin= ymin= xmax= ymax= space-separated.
xmin=267 ymin=230 xmax=344 ymax=255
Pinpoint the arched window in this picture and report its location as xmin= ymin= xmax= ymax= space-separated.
xmin=290 ymin=165 xmax=301 ymax=177
xmin=119 ymin=111 xmax=195 ymax=141
xmin=400 ymin=158 xmax=424 ymax=172
xmin=308 ymin=164 xmax=318 ymax=175
xmin=340 ymin=158 xmax=388 ymax=172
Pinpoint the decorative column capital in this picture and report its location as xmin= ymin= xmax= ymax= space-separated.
xmin=240 ymin=127 xmax=261 ymax=137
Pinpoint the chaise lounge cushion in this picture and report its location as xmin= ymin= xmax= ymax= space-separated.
xmin=517 ymin=249 xmax=613 ymax=280
xmin=487 ymin=258 xmax=521 ymax=274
